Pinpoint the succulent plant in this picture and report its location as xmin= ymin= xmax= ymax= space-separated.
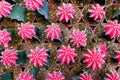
xmin=0 ymin=0 xmax=120 ymax=80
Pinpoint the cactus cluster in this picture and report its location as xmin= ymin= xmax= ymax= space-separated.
xmin=0 ymin=0 xmax=120 ymax=80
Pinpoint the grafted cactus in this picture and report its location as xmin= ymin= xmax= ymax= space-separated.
xmin=0 ymin=0 xmax=120 ymax=80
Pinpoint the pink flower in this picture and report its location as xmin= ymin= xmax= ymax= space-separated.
xmin=28 ymin=47 xmax=48 ymax=67
xmin=17 ymin=72 xmax=34 ymax=80
xmin=104 ymin=20 xmax=120 ymax=38
xmin=0 ymin=1 xmax=12 ymax=18
xmin=105 ymin=72 xmax=120 ymax=80
xmin=24 ymin=0 xmax=44 ymax=10
xmin=96 ymin=43 xmax=107 ymax=56
xmin=78 ymin=73 xmax=92 ymax=80
xmin=0 ymin=29 xmax=11 ymax=47
xmin=18 ymin=22 xmax=35 ymax=39
xmin=88 ymin=4 xmax=105 ymax=20
xmin=46 ymin=71 xmax=64 ymax=80
xmin=70 ymin=29 xmax=87 ymax=47
xmin=57 ymin=45 xmax=76 ymax=64
xmin=57 ymin=3 xmax=75 ymax=22
xmin=45 ymin=23 xmax=61 ymax=40
xmin=0 ymin=49 xmax=17 ymax=66
xmin=84 ymin=49 xmax=105 ymax=70
xmin=116 ymin=51 xmax=120 ymax=64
